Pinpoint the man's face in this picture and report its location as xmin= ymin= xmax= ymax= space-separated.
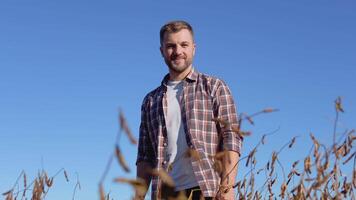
xmin=160 ymin=29 xmax=196 ymax=74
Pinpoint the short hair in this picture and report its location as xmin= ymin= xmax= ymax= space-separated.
xmin=159 ymin=20 xmax=194 ymax=45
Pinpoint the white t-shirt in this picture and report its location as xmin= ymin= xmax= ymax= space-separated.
xmin=165 ymin=80 xmax=198 ymax=191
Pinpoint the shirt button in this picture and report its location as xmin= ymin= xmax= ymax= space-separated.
xmin=162 ymin=160 xmax=167 ymax=165
xmin=163 ymin=142 xmax=167 ymax=147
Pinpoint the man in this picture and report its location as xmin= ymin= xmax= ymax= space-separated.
xmin=136 ymin=20 xmax=242 ymax=200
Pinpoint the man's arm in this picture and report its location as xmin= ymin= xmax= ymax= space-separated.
xmin=219 ymin=151 xmax=240 ymax=199
xmin=135 ymin=161 xmax=152 ymax=199
xmin=213 ymin=79 xmax=242 ymax=199
xmin=135 ymin=97 xmax=155 ymax=199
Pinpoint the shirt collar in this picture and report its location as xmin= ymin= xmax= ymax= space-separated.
xmin=161 ymin=67 xmax=198 ymax=86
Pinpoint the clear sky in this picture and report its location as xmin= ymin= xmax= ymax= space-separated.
xmin=1 ymin=1 xmax=355 ymax=199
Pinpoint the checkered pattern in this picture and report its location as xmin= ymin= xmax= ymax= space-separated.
xmin=136 ymin=69 xmax=242 ymax=199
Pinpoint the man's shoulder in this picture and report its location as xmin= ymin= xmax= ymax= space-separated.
xmin=141 ymin=85 xmax=163 ymax=105
xmin=196 ymin=71 xmax=229 ymax=90
xmin=193 ymin=70 xmax=236 ymax=100
xmin=197 ymin=71 xmax=222 ymax=83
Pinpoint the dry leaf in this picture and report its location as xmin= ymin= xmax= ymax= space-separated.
xmin=262 ymin=108 xmax=279 ymax=113
xmin=304 ymin=156 xmax=311 ymax=174
xmin=343 ymin=152 xmax=356 ymax=165
xmin=271 ymin=151 xmax=277 ymax=168
xmin=113 ymin=177 xmax=147 ymax=196
xmin=261 ymin=134 xmax=266 ymax=145
xmin=185 ymin=149 xmax=201 ymax=161
xmin=246 ymin=148 xmax=257 ymax=167
xmin=99 ymin=184 xmax=105 ymax=200
xmin=115 ymin=145 xmax=131 ymax=173
xmin=246 ymin=115 xmax=254 ymax=125
xmin=237 ymin=130 xmax=252 ymax=137
xmin=64 ymin=170 xmax=69 ymax=182
xmin=212 ymin=118 xmax=229 ymax=128
xmin=22 ymin=172 xmax=27 ymax=197
xmin=289 ymin=137 xmax=296 ymax=148
xmin=2 ymin=190 xmax=13 ymax=196
xmin=335 ymin=96 xmax=344 ymax=113
xmin=46 ymin=177 xmax=54 ymax=187
xmin=5 ymin=192 xmax=13 ymax=200
xmin=212 ymin=117 xmax=249 ymax=137
xmin=119 ymin=110 xmax=138 ymax=145
xmin=211 ymin=150 xmax=228 ymax=160
xmin=150 ymin=169 xmax=175 ymax=187
xmin=279 ymin=182 xmax=287 ymax=198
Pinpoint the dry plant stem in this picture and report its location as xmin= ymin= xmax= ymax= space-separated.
xmin=39 ymin=169 xmax=63 ymax=200
xmin=72 ymin=172 xmax=81 ymax=200
xmin=40 ymin=175 xmax=50 ymax=199
xmin=240 ymin=164 xmax=256 ymax=196
xmin=239 ymin=128 xmax=280 ymax=178
xmin=51 ymin=168 xmax=68 ymax=179
xmin=214 ymin=109 xmax=279 ymax=196
xmin=78 ymin=100 xmax=356 ymax=199
xmin=252 ymin=128 xmax=281 ymax=158
xmin=100 ymin=126 xmax=122 ymax=184
xmin=277 ymin=136 xmax=300 ymax=155
xmin=100 ymin=109 xmax=139 ymax=199
xmin=13 ymin=186 xmax=34 ymax=198
xmin=100 ymin=153 xmax=114 ymax=184
xmin=231 ymin=128 xmax=280 ymax=196
xmin=241 ymin=109 xmax=279 ymax=121
xmin=333 ymin=106 xmax=339 ymax=156
xmin=259 ymin=165 xmax=276 ymax=194
xmin=333 ymin=108 xmax=342 ymax=198
xmin=256 ymin=177 xmax=271 ymax=197
xmin=222 ymin=155 xmax=248 ymax=184
xmin=343 ymin=152 xmax=356 ymax=165
xmin=99 ymin=184 xmax=105 ymax=200
xmin=336 ymin=129 xmax=352 ymax=146
xmin=276 ymin=158 xmax=286 ymax=182
xmin=116 ymin=129 xmax=122 ymax=145
xmin=41 ymin=184 xmax=50 ymax=200
xmin=254 ymin=131 xmax=290 ymax=195
xmin=8 ymin=170 xmax=25 ymax=194
xmin=261 ymin=126 xmax=280 ymax=143
xmin=14 ymin=168 xmax=67 ymax=199
xmin=273 ymin=137 xmax=300 ymax=182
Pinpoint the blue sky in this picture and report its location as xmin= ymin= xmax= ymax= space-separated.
xmin=1 ymin=1 xmax=355 ymax=199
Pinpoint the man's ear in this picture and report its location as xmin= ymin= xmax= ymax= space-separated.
xmin=193 ymin=43 xmax=196 ymax=56
xmin=159 ymin=46 xmax=164 ymax=57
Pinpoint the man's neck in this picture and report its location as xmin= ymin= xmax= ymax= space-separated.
xmin=169 ymin=66 xmax=192 ymax=81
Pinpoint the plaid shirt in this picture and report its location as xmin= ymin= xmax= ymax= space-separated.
xmin=136 ymin=69 xmax=242 ymax=199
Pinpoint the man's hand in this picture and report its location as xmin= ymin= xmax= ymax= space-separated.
xmin=216 ymin=189 xmax=235 ymax=200
xmin=133 ymin=194 xmax=145 ymax=200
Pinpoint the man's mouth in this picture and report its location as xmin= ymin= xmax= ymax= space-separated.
xmin=172 ymin=56 xmax=185 ymax=61
xmin=172 ymin=58 xmax=184 ymax=64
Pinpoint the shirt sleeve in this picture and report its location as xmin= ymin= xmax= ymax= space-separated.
xmin=214 ymin=79 xmax=243 ymax=155
xmin=136 ymin=97 xmax=155 ymax=166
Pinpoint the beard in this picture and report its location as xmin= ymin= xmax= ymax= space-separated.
xmin=164 ymin=55 xmax=193 ymax=73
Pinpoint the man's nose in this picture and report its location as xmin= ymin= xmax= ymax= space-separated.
xmin=174 ymin=45 xmax=183 ymax=55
